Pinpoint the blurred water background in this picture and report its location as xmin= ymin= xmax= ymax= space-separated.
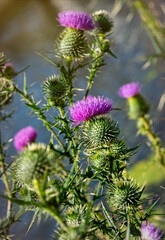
xmin=0 ymin=0 xmax=165 ymax=239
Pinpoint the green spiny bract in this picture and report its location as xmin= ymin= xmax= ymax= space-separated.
xmin=82 ymin=116 xmax=120 ymax=150
xmin=108 ymin=178 xmax=144 ymax=211
xmin=56 ymin=28 xmax=88 ymax=60
xmin=92 ymin=10 xmax=113 ymax=35
xmin=89 ymin=148 xmax=111 ymax=168
xmin=127 ymin=94 xmax=150 ymax=119
xmin=88 ymin=140 xmax=128 ymax=168
xmin=43 ymin=75 xmax=68 ymax=107
xmin=57 ymin=205 xmax=100 ymax=240
xmin=12 ymin=143 xmax=63 ymax=187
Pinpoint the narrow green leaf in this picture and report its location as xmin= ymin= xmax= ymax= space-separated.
xmin=23 ymin=72 xmax=27 ymax=94
xmin=26 ymin=208 xmax=40 ymax=236
xmin=143 ymin=198 xmax=160 ymax=219
xmin=36 ymin=52 xmax=57 ymax=66
xmin=101 ymin=202 xmax=116 ymax=229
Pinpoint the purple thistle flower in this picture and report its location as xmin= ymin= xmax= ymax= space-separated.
xmin=141 ymin=222 xmax=164 ymax=240
xmin=118 ymin=82 xmax=141 ymax=98
xmin=69 ymin=96 xmax=113 ymax=126
xmin=14 ymin=126 xmax=38 ymax=151
xmin=57 ymin=10 xmax=95 ymax=30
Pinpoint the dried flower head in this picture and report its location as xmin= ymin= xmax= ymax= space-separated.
xmin=141 ymin=222 xmax=164 ymax=240
xmin=92 ymin=10 xmax=113 ymax=34
xmin=57 ymin=10 xmax=95 ymax=30
xmin=14 ymin=126 xmax=38 ymax=151
xmin=118 ymin=82 xmax=141 ymax=99
xmin=69 ymin=96 xmax=113 ymax=126
xmin=2 ymin=62 xmax=16 ymax=78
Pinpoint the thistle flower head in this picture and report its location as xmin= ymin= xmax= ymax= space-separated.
xmin=57 ymin=11 xmax=95 ymax=30
xmin=118 ymin=82 xmax=141 ymax=99
xmin=56 ymin=28 xmax=88 ymax=60
xmin=43 ymin=75 xmax=68 ymax=107
xmin=82 ymin=116 xmax=120 ymax=150
xmin=69 ymin=96 xmax=113 ymax=126
xmin=14 ymin=126 xmax=38 ymax=151
xmin=92 ymin=10 xmax=113 ymax=34
xmin=141 ymin=222 xmax=164 ymax=240
xmin=12 ymin=143 xmax=62 ymax=186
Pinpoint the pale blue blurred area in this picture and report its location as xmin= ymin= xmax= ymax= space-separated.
xmin=0 ymin=0 xmax=165 ymax=239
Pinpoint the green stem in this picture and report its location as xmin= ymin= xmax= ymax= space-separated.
xmin=129 ymin=0 xmax=165 ymax=54
xmin=138 ymin=116 xmax=165 ymax=168
xmin=33 ymin=179 xmax=68 ymax=232
xmin=126 ymin=214 xmax=130 ymax=240
xmin=66 ymin=58 xmax=74 ymax=106
xmin=44 ymin=206 xmax=68 ymax=232
xmin=0 ymin=128 xmax=12 ymax=218
xmin=58 ymin=107 xmax=79 ymax=163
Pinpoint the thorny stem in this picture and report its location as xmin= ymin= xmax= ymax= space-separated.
xmin=66 ymin=58 xmax=74 ymax=106
xmin=130 ymin=0 xmax=165 ymax=54
xmin=84 ymin=36 xmax=107 ymax=99
xmin=11 ymin=83 xmax=66 ymax=150
xmin=58 ymin=107 xmax=79 ymax=167
xmin=33 ymin=179 xmax=68 ymax=232
xmin=84 ymin=57 xmax=104 ymax=99
xmin=138 ymin=116 xmax=165 ymax=168
xmin=0 ymin=127 xmax=12 ymax=218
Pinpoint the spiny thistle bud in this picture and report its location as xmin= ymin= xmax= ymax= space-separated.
xmin=89 ymin=148 xmax=111 ymax=168
xmin=43 ymin=75 xmax=68 ymax=107
xmin=56 ymin=28 xmax=88 ymax=60
xmin=82 ymin=116 xmax=120 ymax=150
xmin=118 ymin=82 xmax=149 ymax=119
xmin=108 ymin=178 xmax=143 ymax=211
xmin=89 ymin=139 xmax=131 ymax=168
xmin=110 ymin=139 xmax=127 ymax=153
xmin=58 ymin=205 xmax=97 ymax=240
xmin=12 ymin=143 xmax=62 ymax=186
xmin=65 ymin=205 xmax=86 ymax=227
xmin=92 ymin=10 xmax=113 ymax=35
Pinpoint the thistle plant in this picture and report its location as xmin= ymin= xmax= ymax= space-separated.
xmin=0 ymin=10 xmax=164 ymax=240
xmin=118 ymin=81 xmax=165 ymax=168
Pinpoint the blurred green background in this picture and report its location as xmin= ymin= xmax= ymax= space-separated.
xmin=0 ymin=0 xmax=165 ymax=239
